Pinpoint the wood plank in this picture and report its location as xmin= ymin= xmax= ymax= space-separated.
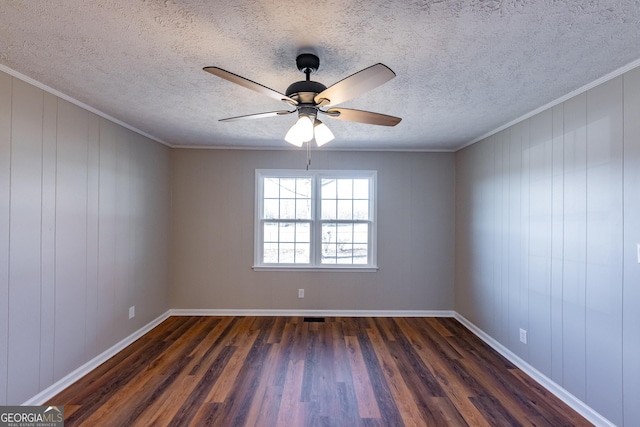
xmin=275 ymin=359 xmax=306 ymax=427
xmin=345 ymin=335 xmax=382 ymax=419
xmin=205 ymin=328 xmax=259 ymax=403
xmin=366 ymin=323 xmax=427 ymax=426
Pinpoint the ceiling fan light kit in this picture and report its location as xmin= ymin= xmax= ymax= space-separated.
xmin=203 ymin=53 xmax=401 ymax=147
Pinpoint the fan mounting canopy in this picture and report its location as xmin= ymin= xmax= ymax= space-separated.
xmin=296 ymin=53 xmax=320 ymax=73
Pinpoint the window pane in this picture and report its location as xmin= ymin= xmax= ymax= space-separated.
xmin=337 ymin=200 xmax=352 ymax=220
xmin=321 ymin=179 xmax=336 ymax=199
xmin=353 ymin=179 xmax=369 ymax=199
xmin=337 ymin=223 xmax=353 ymax=243
xmin=264 ymin=242 xmax=278 ymax=263
xmin=353 ymin=200 xmax=369 ymax=220
xmin=264 ymin=178 xmax=280 ymax=198
xmin=296 ymin=223 xmax=310 ymax=243
xmin=297 ymin=178 xmax=312 ymax=198
xmin=280 ymin=178 xmax=296 ymax=198
xmin=264 ymin=222 xmax=279 ymax=242
xmin=353 ymin=244 xmax=368 ymax=264
xmin=279 ymin=223 xmax=295 ymax=242
xmin=296 ymin=199 xmax=311 ymax=219
xmin=321 ymin=200 xmax=336 ymax=220
xmin=280 ymin=199 xmax=295 ymax=219
xmin=295 ymin=243 xmax=310 ymax=263
xmin=322 ymin=223 xmax=337 ymax=243
xmin=264 ymin=199 xmax=279 ymax=219
xmin=337 ymin=179 xmax=353 ymax=199
xmin=353 ymin=223 xmax=368 ymax=243
xmin=337 ymin=243 xmax=353 ymax=264
xmin=279 ymin=243 xmax=295 ymax=263
xmin=322 ymin=243 xmax=336 ymax=263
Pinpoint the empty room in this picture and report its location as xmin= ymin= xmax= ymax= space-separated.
xmin=1 ymin=1 xmax=639 ymax=426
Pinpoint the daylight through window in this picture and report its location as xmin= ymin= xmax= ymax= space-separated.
xmin=255 ymin=170 xmax=377 ymax=269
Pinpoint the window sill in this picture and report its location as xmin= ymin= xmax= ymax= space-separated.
xmin=252 ymin=265 xmax=379 ymax=272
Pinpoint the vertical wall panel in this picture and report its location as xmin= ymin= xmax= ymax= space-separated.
xmin=129 ymin=131 xmax=146 ymax=331
xmin=147 ymin=139 xmax=170 ymax=321
xmin=550 ymin=104 xmax=564 ymax=384
xmin=528 ymin=109 xmax=553 ymax=377
xmin=585 ymin=77 xmax=624 ymax=425
xmin=623 ymin=66 xmax=640 ymax=427
xmin=477 ymin=137 xmax=495 ymax=333
xmin=54 ymin=100 xmax=88 ymax=380
xmin=561 ymin=92 xmax=587 ymax=401
xmin=0 ymin=71 xmax=11 ymax=406
xmin=490 ymin=136 xmax=498 ymax=337
xmin=39 ymin=92 xmax=57 ymax=390
xmin=96 ymin=120 xmax=118 ymax=352
xmin=7 ymin=79 xmax=43 ymax=403
xmin=518 ymin=119 xmax=530 ymax=361
xmin=494 ymin=131 xmax=507 ymax=344
xmin=499 ymin=130 xmax=510 ymax=346
xmin=114 ymin=130 xmax=131 ymax=337
xmin=507 ymin=124 xmax=523 ymax=350
xmin=84 ymin=114 xmax=100 ymax=360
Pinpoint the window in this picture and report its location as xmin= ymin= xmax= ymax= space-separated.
xmin=255 ymin=169 xmax=377 ymax=270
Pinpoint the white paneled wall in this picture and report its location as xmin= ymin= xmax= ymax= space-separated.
xmin=455 ymin=69 xmax=640 ymax=426
xmin=623 ymin=67 xmax=640 ymax=426
xmin=0 ymin=72 xmax=10 ymax=406
xmin=0 ymin=71 xmax=171 ymax=405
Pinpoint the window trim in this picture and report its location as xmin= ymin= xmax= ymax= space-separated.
xmin=253 ymin=169 xmax=378 ymax=271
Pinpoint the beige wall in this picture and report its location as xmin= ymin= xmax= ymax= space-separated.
xmin=170 ymin=149 xmax=455 ymax=311
xmin=0 ymin=71 xmax=171 ymax=405
xmin=455 ymin=68 xmax=640 ymax=426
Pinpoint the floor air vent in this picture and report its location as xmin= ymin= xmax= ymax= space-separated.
xmin=303 ymin=317 xmax=325 ymax=322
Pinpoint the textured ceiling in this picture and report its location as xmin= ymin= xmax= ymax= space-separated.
xmin=2 ymin=1 xmax=640 ymax=151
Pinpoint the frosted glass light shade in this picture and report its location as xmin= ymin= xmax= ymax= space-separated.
xmin=314 ymin=120 xmax=334 ymax=146
xmin=285 ymin=116 xmax=313 ymax=146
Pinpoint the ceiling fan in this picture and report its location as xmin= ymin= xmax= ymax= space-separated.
xmin=203 ymin=53 xmax=402 ymax=147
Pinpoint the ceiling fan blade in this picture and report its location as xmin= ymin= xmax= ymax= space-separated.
xmin=323 ymin=108 xmax=401 ymax=126
xmin=314 ymin=63 xmax=396 ymax=107
xmin=204 ymin=67 xmax=298 ymax=106
xmin=219 ymin=110 xmax=295 ymax=122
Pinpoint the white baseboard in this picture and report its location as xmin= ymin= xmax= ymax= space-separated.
xmin=22 ymin=310 xmax=171 ymax=406
xmin=453 ymin=313 xmax=614 ymax=427
xmin=169 ymin=308 xmax=455 ymax=317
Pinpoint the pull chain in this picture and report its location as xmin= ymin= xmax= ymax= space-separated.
xmin=306 ymin=141 xmax=311 ymax=170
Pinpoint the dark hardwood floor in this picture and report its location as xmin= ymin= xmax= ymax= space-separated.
xmin=47 ymin=316 xmax=592 ymax=426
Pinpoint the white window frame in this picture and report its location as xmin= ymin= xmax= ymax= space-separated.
xmin=254 ymin=169 xmax=378 ymax=271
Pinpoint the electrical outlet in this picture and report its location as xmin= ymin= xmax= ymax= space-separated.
xmin=298 ymin=289 xmax=304 ymax=299
xmin=129 ymin=306 xmax=135 ymax=319
xmin=519 ymin=328 xmax=527 ymax=344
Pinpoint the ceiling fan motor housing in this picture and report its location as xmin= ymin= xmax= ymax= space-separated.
xmin=285 ymin=80 xmax=327 ymax=104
